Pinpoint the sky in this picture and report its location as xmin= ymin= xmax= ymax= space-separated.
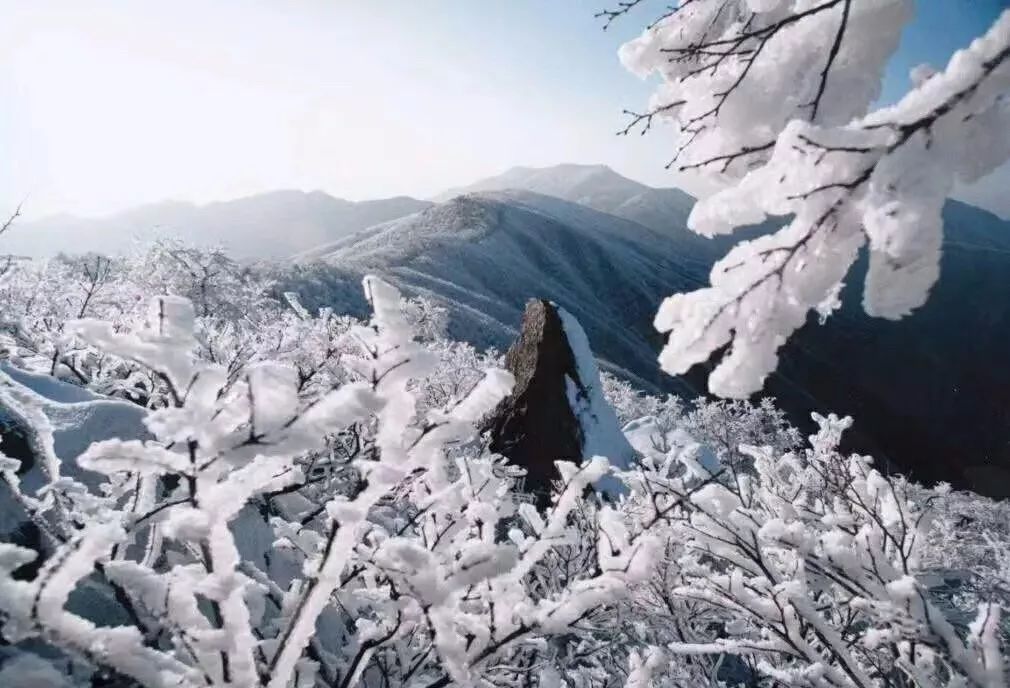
xmin=1 ymin=0 xmax=1007 ymax=221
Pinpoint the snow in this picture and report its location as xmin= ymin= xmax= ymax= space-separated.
xmin=623 ymin=417 xmax=720 ymax=476
xmin=556 ymin=306 xmax=635 ymax=496
xmin=624 ymin=647 xmax=667 ymax=688
xmin=0 ymin=362 xmax=150 ymax=490
xmin=297 ymin=195 xmax=499 ymax=267
xmin=1 ymin=364 xmax=96 ymax=404
xmin=3 ymin=245 xmax=1010 ymax=687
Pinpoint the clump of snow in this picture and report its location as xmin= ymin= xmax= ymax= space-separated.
xmin=623 ymin=417 xmax=720 ymax=477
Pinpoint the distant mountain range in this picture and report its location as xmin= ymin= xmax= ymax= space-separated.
xmin=436 ymin=164 xmax=697 ymax=236
xmin=11 ymin=164 xmax=700 ymax=261
xmin=9 ymin=163 xmax=1010 ymax=496
xmin=8 ymin=191 xmax=432 ymax=259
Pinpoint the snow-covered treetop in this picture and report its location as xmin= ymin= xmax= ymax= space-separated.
xmin=609 ymin=1 xmax=1010 ymax=397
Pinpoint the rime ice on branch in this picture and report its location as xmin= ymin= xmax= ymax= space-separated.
xmin=613 ymin=1 xmax=1010 ymax=397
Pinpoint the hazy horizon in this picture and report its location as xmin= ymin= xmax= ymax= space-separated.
xmin=16 ymin=159 xmax=1010 ymax=226
xmin=8 ymin=162 xmax=665 ymax=223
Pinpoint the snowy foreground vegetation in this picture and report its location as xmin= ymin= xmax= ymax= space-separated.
xmin=0 ymin=243 xmax=1007 ymax=687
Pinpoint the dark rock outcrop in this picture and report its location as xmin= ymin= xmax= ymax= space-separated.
xmin=482 ymin=299 xmax=589 ymax=503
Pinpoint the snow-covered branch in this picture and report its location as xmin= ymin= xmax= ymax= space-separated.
xmin=615 ymin=1 xmax=1010 ymax=396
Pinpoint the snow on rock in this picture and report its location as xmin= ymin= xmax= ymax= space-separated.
xmin=0 ymin=365 xmax=156 ymax=628
xmin=556 ymin=306 xmax=636 ymax=477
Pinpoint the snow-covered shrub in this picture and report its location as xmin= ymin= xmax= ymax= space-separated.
xmin=131 ymin=239 xmax=277 ymax=322
xmin=1 ymin=239 xmax=1006 ymax=687
xmin=0 ymin=253 xmax=134 ymax=386
xmin=602 ymin=371 xmax=682 ymax=427
xmin=0 ymin=242 xmax=471 ymax=411
xmin=605 ymin=372 xmax=800 ymax=476
xmin=921 ymin=487 xmax=1010 ymax=644
xmin=619 ymin=413 xmax=1007 ymax=687
xmin=415 ymin=340 xmax=502 ymax=415
xmin=679 ymin=397 xmax=801 ymax=476
xmin=0 ymin=275 xmax=667 ymax=688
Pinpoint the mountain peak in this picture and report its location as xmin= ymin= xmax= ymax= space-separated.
xmin=434 ymin=163 xmax=650 ymax=212
xmin=502 ymin=162 xmax=618 ymax=176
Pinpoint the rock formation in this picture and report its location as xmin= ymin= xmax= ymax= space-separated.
xmin=483 ymin=299 xmax=633 ymax=505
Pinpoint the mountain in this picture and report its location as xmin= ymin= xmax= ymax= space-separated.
xmin=436 ymin=164 xmax=648 ymax=210
xmin=289 ymin=189 xmax=708 ymax=395
xmin=436 ymin=163 xmax=696 ymax=235
xmin=8 ymin=191 xmax=431 ymax=260
xmin=292 ymin=166 xmax=1010 ymax=498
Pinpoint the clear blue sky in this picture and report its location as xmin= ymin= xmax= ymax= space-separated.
xmin=881 ymin=0 xmax=1008 ymax=103
xmin=0 ymin=0 xmax=1007 ymax=220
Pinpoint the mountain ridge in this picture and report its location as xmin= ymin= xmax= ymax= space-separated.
xmin=285 ymin=188 xmax=707 ymax=396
